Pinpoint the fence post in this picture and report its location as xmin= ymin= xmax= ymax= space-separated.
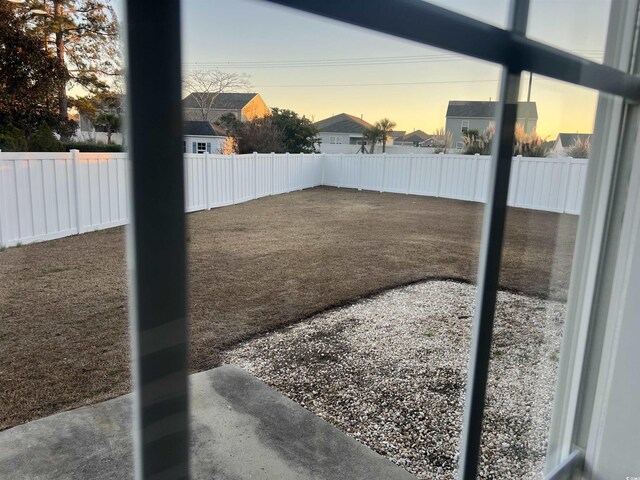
xmin=71 ymin=149 xmax=82 ymax=234
xmin=381 ymin=153 xmax=386 ymax=192
xmin=283 ymin=152 xmax=288 ymax=193
xmin=358 ymin=153 xmax=363 ymax=191
xmin=510 ymin=155 xmax=522 ymax=207
xmin=321 ymin=153 xmax=326 ymax=186
xmin=0 ymin=149 xmax=4 ymax=248
xmin=231 ymin=153 xmax=236 ymax=204
xmin=471 ymin=153 xmax=480 ymax=201
xmin=407 ymin=152 xmax=413 ymax=194
xmin=204 ymin=151 xmax=211 ymax=210
xmin=561 ymin=157 xmax=573 ymax=213
xmin=270 ymin=151 xmax=275 ymax=195
xmin=253 ymin=151 xmax=258 ymax=199
xmin=339 ymin=153 xmax=344 ymax=188
xmin=436 ymin=152 xmax=444 ymax=197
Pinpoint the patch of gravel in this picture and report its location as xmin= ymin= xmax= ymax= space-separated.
xmin=222 ymin=280 xmax=565 ymax=479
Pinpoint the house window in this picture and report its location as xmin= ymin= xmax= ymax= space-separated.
xmin=461 ymin=120 xmax=469 ymax=134
xmin=330 ymin=136 xmax=337 ymax=144
xmin=197 ymin=142 xmax=206 ymax=154
xmin=337 ymin=137 xmax=343 ymax=144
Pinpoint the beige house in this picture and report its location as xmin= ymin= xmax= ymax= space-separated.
xmin=182 ymin=92 xmax=270 ymax=123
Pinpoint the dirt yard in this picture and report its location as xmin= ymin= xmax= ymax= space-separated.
xmin=0 ymin=187 xmax=578 ymax=430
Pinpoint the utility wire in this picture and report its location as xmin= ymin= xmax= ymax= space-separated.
xmin=182 ymin=50 xmax=604 ymax=69
xmin=253 ymin=79 xmax=501 ymax=88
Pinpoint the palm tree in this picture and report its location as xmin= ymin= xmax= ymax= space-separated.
xmin=375 ymin=118 xmax=397 ymax=153
xmin=364 ymin=125 xmax=384 ymax=153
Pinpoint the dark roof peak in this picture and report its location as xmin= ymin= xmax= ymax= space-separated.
xmin=183 ymin=120 xmax=226 ymax=137
xmin=313 ymin=113 xmax=373 ymax=133
xmin=183 ymin=92 xmax=259 ymax=110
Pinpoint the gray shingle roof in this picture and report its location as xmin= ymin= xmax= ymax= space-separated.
xmin=396 ymin=130 xmax=430 ymax=142
xmin=558 ymin=133 xmax=591 ymax=147
xmin=183 ymin=92 xmax=258 ymax=110
xmin=389 ymin=130 xmax=406 ymax=138
xmin=314 ymin=113 xmax=373 ymax=134
xmin=184 ymin=121 xmax=226 ymax=137
xmin=446 ymin=101 xmax=538 ymax=119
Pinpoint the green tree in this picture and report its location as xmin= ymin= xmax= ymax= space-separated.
xmin=215 ymin=112 xmax=242 ymax=135
xmin=72 ymin=90 xmax=123 ymax=143
xmin=13 ymin=0 xmax=120 ymax=139
xmin=216 ymin=115 xmax=284 ymax=154
xmin=270 ymin=108 xmax=320 ymax=153
xmin=375 ymin=118 xmax=397 ymax=153
xmin=28 ymin=123 xmax=64 ymax=151
xmin=0 ymin=2 xmax=68 ymax=136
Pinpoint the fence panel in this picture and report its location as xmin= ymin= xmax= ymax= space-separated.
xmin=210 ymin=155 xmax=234 ymax=207
xmin=410 ymin=155 xmax=441 ymax=196
xmin=565 ymin=159 xmax=588 ymax=214
xmin=0 ymin=151 xmax=589 ymax=248
xmin=383 ymin=155 xmax=412 ymax=193
xmin=322 ymin=154 xmax=342 ymax=187
xmin=358 ymin=155 xmax=384 ymax=191
xmin=509 ymin=157 xmax=569 ymax=212
xmin=184 ymin=154 xmax=207 ymax=212
xmin=255 ymin=154 xmax=272 ymax=198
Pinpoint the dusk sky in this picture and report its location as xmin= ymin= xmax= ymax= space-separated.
xmin=125 ymin=0 xmax=612 ymax=137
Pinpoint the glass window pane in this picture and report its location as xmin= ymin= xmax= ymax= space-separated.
xmin=0 ymin=0 xmax=127 ymax=435
xmin=478 ymin=75 xmax=598 ymax=477
xmin=181 ymin=1 xmax=502 ymax=477
xmin=527 ymin=0 xmax=612 ymax=64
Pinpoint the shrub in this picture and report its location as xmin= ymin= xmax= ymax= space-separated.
xmin=567 ymin=136 xmax=590 ymax=158
xmin=513 ymin=124 xmax=549 ymax=157
xmin=28 ymin=123 xmax=63 ymax=152
xmin=463 ymin=125 xmax=493 ymax=155
xmin=62 ymin=142 xmax=124 ymax=152
xmin=0 ymin=124 xmax=27 ymax=151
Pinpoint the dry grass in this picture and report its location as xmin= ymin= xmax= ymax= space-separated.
xmin=0 ymin=187 xmax=578 ymax=430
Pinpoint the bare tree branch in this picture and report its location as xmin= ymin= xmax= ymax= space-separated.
xmin=182 ymin=69 xmax=251 ymax=121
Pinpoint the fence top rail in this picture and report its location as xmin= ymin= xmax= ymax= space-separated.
xmin=0 ymin=152 xmax=73 ymax=161
xmin=0 ymin=152 xmax=589 ymax=164
xmin=77 ymin=152 xmax=128 ymax=160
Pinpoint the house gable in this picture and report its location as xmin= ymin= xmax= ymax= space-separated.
xmin=314 ymin=113 xmax=373 ymax=134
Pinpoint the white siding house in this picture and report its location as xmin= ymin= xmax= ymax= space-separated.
xmin=183 ymin=121 xmax=228 ymax=154
xmin=314 ymin=113 xmax=374 ymax=153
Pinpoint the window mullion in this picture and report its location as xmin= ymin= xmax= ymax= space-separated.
xmin=124 ymin=1 xmax=190 ymax=479
xmin=457 ymin=1 xmax=529 ymax=478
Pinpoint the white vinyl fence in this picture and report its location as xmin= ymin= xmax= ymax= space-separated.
xmin=322 ymin=153 xmax=588 ymax=214
xmin=0 ymin=151 xmax=586 ymax=248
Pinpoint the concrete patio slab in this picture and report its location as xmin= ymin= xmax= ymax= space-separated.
xmin=0 ymin=365 xmax=414 ymax=480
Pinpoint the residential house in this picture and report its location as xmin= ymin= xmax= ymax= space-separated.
xmin=184 ymin=121 xmax=228 ymax=154
xmin=314 ymin=113 xmax=374 ymax=153
xmin=73 ymin=98 xmax=125 ymax=145
xmin=393 ymin=130 xmax=432 ymax=147
xmin=445 ymin=100 xmax=538 ymax=148
xmin=182 ymin=92 xmax=270 ymax=123
xmin=388 ymin=130 xmax=406 ymax=145
xmin=550 ymin=133 xmax=592 ymax=156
